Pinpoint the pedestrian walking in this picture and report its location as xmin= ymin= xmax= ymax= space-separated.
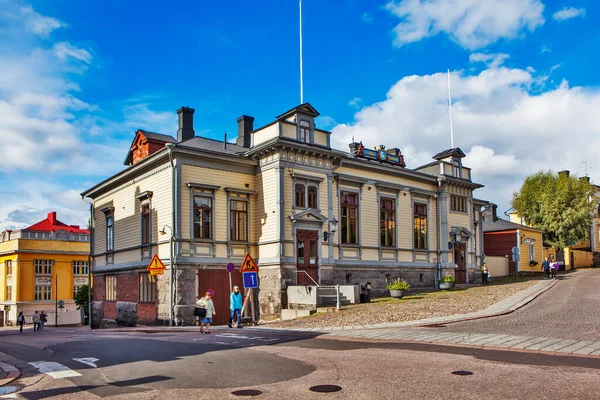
xmin=40 ymin=311 xmax=47 ymax=331
xmin=542 ymin=257 xmax=550 ymax=279
xmin=17 ymin=311 xmax=25 ymax=333
xmin=32 ymin=311 xmax=40 ymax=332
xmin=480 ymin=263 xmax=489 ymax=286
xmin=228 ymin=286 xmax=243 ymax=328
xmin=196 ymin=292 xmax=215 ymax=334
xmin=551 ymin=261 xmax=558 ymax=279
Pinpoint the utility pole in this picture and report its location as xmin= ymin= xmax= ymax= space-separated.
xmin=55 ymin=275 xmax=58 ymax=327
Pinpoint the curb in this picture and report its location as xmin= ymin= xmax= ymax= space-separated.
xmin=0 ymin=362 xmax=20 ymax=387
xmin=416 ymin=279 xmax=557 ymax=328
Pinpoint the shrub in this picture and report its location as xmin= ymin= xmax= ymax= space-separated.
xmin=386 ymin=280 xmax=411 ymax=291
xmin=439 ymin=274 xmax=455 ymax=283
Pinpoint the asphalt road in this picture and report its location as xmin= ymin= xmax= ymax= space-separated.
xmin=1 ymin=327 xmax=600 ymax=399
xmin=438 ymin=268 xmax=600 ymax=341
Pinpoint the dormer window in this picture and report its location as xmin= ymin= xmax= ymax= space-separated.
xmin=299 ymin=120 xmax=310 ymax=143
xmin=453 ymin=160 xmax=461 ymax=177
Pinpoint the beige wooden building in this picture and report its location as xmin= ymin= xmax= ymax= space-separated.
xmin=82 ymin=104 xmax=486 ymax=326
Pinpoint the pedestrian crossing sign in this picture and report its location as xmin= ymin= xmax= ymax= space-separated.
xmin=148 ymin=254 xmax=166 ymax=275
xmin=240 ymin=253 xmax=259 ymax=272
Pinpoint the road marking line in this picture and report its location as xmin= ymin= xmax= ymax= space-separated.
xmin=72 ymin=358 xmax=99 ymax=368
xmin=215 ymin=334 xmax=279 ymax=342
xmin=28 ymin=361 xmax=82 ymax=379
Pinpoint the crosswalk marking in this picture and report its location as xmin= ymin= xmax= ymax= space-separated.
xmin=28 ymin=361 xmax=82 ymax=379
xmin=73 ymin=358 xmax=99 ymax=368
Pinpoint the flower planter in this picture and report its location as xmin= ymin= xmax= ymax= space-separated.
xmin=389 ymin=289 xmax=406 ymax=298
xmin=439 ymin=282 xmax=454 ymax=290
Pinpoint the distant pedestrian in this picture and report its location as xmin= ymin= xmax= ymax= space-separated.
xmin=40 ymin=311 xmax=47 ymax=331
xmin=551 ymin=261 xmax=558 ymax=279
xmin=196 ymin=292 xmax=215 ymax=334
xmin=542 ymin=257 xmax=550 ymax=279
xmin=228 ymin=286 xmax=243 ymax=328
xmin=480 ymin=263 xmax=489 ymax=286
xmin=17 ymin=312 xmax=25 ymax=333
xmin=32 ymin=311 xmax=40 ymax=332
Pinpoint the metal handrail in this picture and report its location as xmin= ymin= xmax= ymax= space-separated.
xmin=296 ymin=270 xmax=319 ymax=286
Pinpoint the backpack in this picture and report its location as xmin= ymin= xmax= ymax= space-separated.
xmin=17 ymin=315 xmax=23 ymax=323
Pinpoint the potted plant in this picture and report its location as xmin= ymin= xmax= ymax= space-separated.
xmin=386 ymin=280 xmax=411 ymax=298
xmin=529 ymin=260 xmax=538 ymax=266
xmin=438 ymin=274 xmax=455 ymax=290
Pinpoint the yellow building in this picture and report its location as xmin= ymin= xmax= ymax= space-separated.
xmin=0 ymin=212 xmax=90 ymax=326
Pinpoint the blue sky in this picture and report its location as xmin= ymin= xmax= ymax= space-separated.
xmin=1 ymin=0 xmax=599 ymax=229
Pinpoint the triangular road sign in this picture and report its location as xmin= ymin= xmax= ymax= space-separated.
xmin=240 ymin=253 xmax=259 ymax=272
xmin=148 ymin=254 xmax=166 ymax=274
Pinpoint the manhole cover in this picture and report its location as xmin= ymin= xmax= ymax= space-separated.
xmin=452 ymin=370 xmax=473 ymax=376
xmin=231 ymin=389 xmax=263 ymax=396
xmin=309 ymin=385 xmax=343 ymax=393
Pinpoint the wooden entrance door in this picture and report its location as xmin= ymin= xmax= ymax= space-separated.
xmin=454 ymin=243 xmax=467 ymax=284
xmin=297 ymin=230 xmax=319 ymax=285
xmin=197 ymin=269 xmax=243 ymax=325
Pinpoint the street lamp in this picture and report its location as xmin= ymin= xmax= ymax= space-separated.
xmin=323 ymin=218 xmax=338 ymax=241
xmin=160 ymin=225 xmax=174 ymax=326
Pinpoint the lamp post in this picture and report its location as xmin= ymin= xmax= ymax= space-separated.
xmin=323 ymin=218 xmax=338 ymax=241
xmin=160 ymin=225 xmax=174 ymax=326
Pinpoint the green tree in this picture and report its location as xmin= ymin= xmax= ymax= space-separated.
xmin=74 ymin=285 xmax=90 ymax=321
xmin=512 ymin=171 xmax=597 ymax=248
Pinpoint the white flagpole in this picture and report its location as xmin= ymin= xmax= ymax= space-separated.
xmin=299 ymin=0 xmax=304 ymax=104
xmin=447 ymin=69 xmax=454 ymax=149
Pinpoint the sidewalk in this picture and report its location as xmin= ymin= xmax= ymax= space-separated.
xmin=253 ymin=279 xmax=557 ymax=332
xmin=0 ymin=360 xmax=20 ymax=387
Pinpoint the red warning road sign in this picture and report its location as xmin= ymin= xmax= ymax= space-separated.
xmin=240 ymin=253 xmax=259 ymax=272
xmin=147 ymin=254 xmax=166 ymax=275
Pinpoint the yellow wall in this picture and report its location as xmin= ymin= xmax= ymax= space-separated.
xmin=253 ymin=123 xmax=279 ymax=147
xmin=0 ymin=240 xmax=89 ymax=303
xmin=518 ymin=228 xmax=544 ymax=272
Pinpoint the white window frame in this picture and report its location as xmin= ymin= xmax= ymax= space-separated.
xmin=105 ymin=276 xmax=117 ymax=301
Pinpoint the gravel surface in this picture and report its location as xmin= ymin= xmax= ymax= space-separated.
xmin=269 ymin=278 xmax=541 ymax=328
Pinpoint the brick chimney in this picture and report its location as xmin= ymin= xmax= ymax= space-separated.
xmin=48 ymin=212 xmax=57 ymax=224
xmin=236 ymin=115 xmax=254 ymax=148
xmin=177 ymin=107 xmax=195 ymax=143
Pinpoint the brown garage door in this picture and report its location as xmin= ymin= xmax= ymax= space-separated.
xmin=197 ymin=269 xmax=243 ymax=326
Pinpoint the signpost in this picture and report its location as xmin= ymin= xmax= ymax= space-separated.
xmin=226 ymin=262 xmax=235 ymax=293
xmin=240 ymin=253 xmax=259 ymax=324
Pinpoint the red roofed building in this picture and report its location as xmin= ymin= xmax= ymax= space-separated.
xmin=25 ymin=212 xmax=90 ymax=235
xmin=1 ymin=212 xmax=90 ymax=327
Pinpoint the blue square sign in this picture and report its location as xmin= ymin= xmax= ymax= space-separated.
xmin=243 ymin=272 xmax=259 ymax=289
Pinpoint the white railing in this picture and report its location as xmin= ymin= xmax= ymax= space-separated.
xmin=296 ymin=270 xmax=319 ymax=286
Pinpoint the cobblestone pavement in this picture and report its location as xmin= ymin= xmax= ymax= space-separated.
xmin=437 ymin=268 xmax=600 ymax=342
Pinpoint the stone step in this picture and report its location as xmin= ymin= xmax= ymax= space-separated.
xmin=319 ymin=299 xmax=351 ymax=306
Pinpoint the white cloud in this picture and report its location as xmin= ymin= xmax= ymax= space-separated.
xmin=361 ymin=12 xmax=374 ymax=24
xmin=386 ymin=0 xmax=545 ymax=50
xmin=349 ymin=97 xmax=363 ymax=108
xmin=19 ymin=5 xmax=67 ymax=37
xmin=316 ymin=115 xmax=336 ymax=130
xmin=552 ymin=7 xmax=586 ymax=21
xmin=332 ymin=67 xmax=600 ymax=212
xmin=52 ymin=42 xmax=93 ymax=64
xmin=469 ymin=52 xmax=510 ymax=69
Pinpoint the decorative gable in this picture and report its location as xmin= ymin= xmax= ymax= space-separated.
xmin=124 ymin=130 xmax=176 ymax=166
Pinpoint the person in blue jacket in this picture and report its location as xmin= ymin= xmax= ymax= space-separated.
xmin=228 ymin=286 xmax=243 ymax=328
xmin=541 ymin=257 xmax=550 ymax=279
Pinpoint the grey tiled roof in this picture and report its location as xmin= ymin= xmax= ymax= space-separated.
xmin=483 ymin=218 xmax=542 ymax=233
xmin=432 ymin=147 xmax=466 ymax=160
xmin=139 ymin=130 xmax=176 ymax=143
xmin=180 ymin=136 xmax=248 ymax=156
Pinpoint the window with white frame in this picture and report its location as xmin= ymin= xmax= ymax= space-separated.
xmin=73 ymin=285 xmax=83 ymax=299
xmin=141 ymin=203 xmax=151 ymax=245
xmin=105 ymin=275 xmax=117 ymax=301
xmin=453 ymin=160 xmax=461 ymax=177
xmin=139 ymin=273 xmax=156 ymax=302
xmin=529 ymin=243 xmax=535 ymax=261
xmin=34 ymin=260 xmax=53 ymax=275
xmin=35 ymin=285 xmax=51 ymax=301
xmin=6 ymin=260 xmax=12 ymax=275
xmin=6 ymin=286 xmax=12 ymax=301
xmin=72 ymin=260 xmax=89 ymax=275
